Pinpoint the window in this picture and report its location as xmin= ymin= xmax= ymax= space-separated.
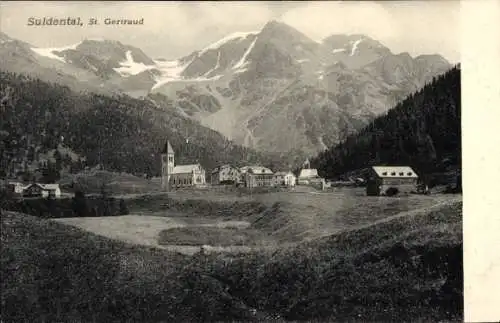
xmin=407 ymin=172 xmax=412 ymax=176
xmin=162 ymin=156 xmax=167 ymax=162
xmin=399 ymin=172 xmax=404 ymax=176
xmin=168 ymin=156 xmax=173 ymax=163
xmin=382 ymin=172 xmax=388 ymax=176
xmin=391 ymin=172 xmax=396 ymax=176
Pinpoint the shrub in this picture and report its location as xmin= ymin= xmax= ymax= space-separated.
xmin=72 ymin=190 xmax=89 ymax=217
xmin=119 ymin=199 xmax=129 ymax=215
xmin=385 ymin=187 xmax=399 ymax=197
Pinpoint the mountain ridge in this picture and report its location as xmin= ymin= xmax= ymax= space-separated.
xmin=0 ymin=22 xmax=452 ymax=157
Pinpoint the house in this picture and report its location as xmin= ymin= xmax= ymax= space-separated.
xmin=297 ymin=168 xmax=320 ymax=185
xmin=160 ymin=140 xmax=206 ymax=190
xmin=7 ymin=182 xmax=27 ymax=195
xmin=296 ymin=158 xmax=324 ymax=186
xmin=366 ymin=166 xmax=419 ymax=196
xmin=273 ymin=171 xmax=296 ymax=187
xmin=22 ymin=183 xmax=61 ymax=198
xmin=211 ymin=165 xmax=240 ymax=185
xmin=240 ymin=166 xmax=274 ymax=188
xmin=39 ymin=184 xmax=61 ymax=198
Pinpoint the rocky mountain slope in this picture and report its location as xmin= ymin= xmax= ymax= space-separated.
xmin=0 ymin=21 xmax=451 ymax=156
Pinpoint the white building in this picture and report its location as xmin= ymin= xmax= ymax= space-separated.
xmin=273 ymin=171 xmax=296 ymax=187
xmin=211 ymin=164 xmax=240 ymax=185
xmin=22 ymin=183 xmax=61 ymax=198
xmin=8 ymin=182 xmax=27 ymax=194
xmin=40 ymin=184 xmax=61 ymax=198
xmin=239 ymin=166 xmax=274 ymax=188
xmin=297 ymin=168 xmax=320 ymax=185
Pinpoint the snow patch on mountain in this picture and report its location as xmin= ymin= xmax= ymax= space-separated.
xmin=203 ymin=51 xmax=221 ymax=77
xmin=350 ymin=39 xmax=363 ymax=56
xmin=297 ymin=58 xmax=310 ymax=63
xmin=332 ymin=48 xmax=346 ymax=54
xmin=232 ymin=36 xmax=258 ymax=70
xmin=152 ymin=57 xmax=224 ymax=89
xmin=234 ymin=67 xmax=248 ymax=74
xmin=113 ymin=50 xmax=156 ymax=77
xmin=151 ymin=59 xmax=190 ymax=89
xmin=31 ymin=42 xmax=81 ymax=63
xmin=199 ymin=31 xmax=257 ymax=56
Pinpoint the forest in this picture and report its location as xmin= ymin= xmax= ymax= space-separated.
xmin=311 ymin=65 xmax=461 ymax=181
xmin=0 ymin=71 xmax=289 ymax=179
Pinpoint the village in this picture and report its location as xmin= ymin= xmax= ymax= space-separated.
xmin=3 ymin=139 xmax=440 ymax=199
xmin=159 ymin=139 xmax=432 ymax=195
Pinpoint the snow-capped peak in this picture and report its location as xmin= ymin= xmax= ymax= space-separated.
xmin=199 ymin=31 xmax=257 ymax=56
xmin=31 ymin=42 xmax=82 ymax=63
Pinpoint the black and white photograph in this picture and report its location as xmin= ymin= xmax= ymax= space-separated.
xmin=0 ymin=1 xmax=497 ymax=322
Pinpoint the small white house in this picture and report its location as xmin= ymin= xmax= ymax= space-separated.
xmin=8 ymin=182 xmax=27 ymax=194
xmin=39 ymin=184 xmax=62 ymax=198
xmin=273 ymin=171 xmax=296 ymax=187
xmin=23 ymin=183 xmax=61 ymax=198
xmin=297 ymin=168 xmax=320 ymax=185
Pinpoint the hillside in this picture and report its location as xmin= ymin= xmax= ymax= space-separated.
xmin=0 ymin=211 xmax=258 ymax=322
xmin=0 ymin=71 xmax=291 ymax=179
xmin=199 ymin=200 xmax=463 ymax=322
xmin=311 ymin=65 xmax=461 ymax=180
xmin=1 ymin=200 xmax=462 ymax=322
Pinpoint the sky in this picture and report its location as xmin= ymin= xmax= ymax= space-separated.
xmin=0 ymin=1 xmax=460 ymax=63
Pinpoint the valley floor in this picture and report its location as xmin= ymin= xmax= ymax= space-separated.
xmin=55 ymin=188 xmax=461 ymax=255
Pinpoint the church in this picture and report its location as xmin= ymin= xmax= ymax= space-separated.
xmin=161 ymin=140 xmax=206 ymax=190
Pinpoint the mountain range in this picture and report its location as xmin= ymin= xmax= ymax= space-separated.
xmin=0 ymin=20 xmax=452 ymax=157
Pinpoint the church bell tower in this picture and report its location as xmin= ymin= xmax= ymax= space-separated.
xmin=161 ymin=140 xmax=175 ymax=191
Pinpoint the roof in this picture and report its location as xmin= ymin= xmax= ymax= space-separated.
xmin=274 ymin=171 xmax=295 ymax=176
xmin=299 ymin=168 xmax=319 ymax=178
xmin=25 ymin=183 xmax=60 ymax=190
xmin=371 ymin=166 xmax=418 ymax=178
xmin=240 ymin=166 xmax=273 ymax=174
xmin=161 ymin=140 xmax=174 ymax=154
xmin=212 ymin=164 xmax=237 ymax=173
xmin=39 ymin=184 xmax=60 ymax=190
xmin=173 ymin=164 xmax=203 ymax=174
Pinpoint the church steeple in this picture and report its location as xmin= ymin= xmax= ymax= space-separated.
xmin=162 ymin=140 xmax=174 ymax=154
xmin=161 ymin=140 xmax=175 ymax=191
